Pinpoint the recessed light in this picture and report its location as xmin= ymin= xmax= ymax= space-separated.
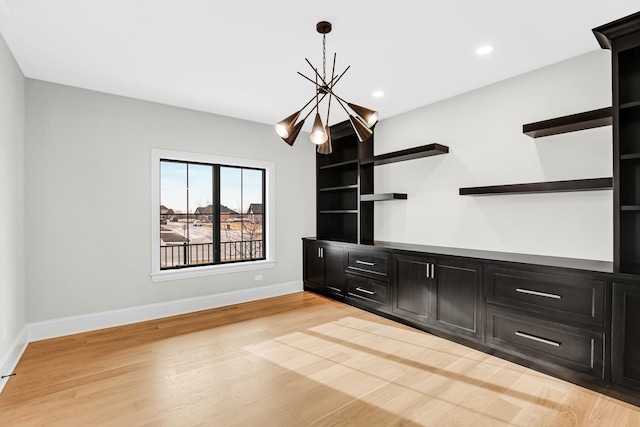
xmin=476 ymin=45 xmax=493 ymax=56
xmin=372 ymin=91 xmax=384 ymax=98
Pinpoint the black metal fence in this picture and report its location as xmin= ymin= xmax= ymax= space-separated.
xmin=160 ymin=240 xmax=264 ymax=268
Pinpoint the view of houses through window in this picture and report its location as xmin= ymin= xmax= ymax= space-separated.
xmin=160 ymin=160 xmax=265 ymax=269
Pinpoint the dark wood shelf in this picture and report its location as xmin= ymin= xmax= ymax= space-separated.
xmin=621 ymin=100 xmax=640 ymax=110
xmin=361 ymin=143 xmax=449 ymax=166
xmin=523 ymin=107 xmax=612 ymax=138
xmin=319 ymin=184 xmax=359 ymax=192
xmin=621 ymin=206 xmax=640 ymax=212
xmin=361 ymin=193 xmax=408 ymax=202
xmin=318 ymin=159 xmax=358 ymax=170
xmin=621 ymin=153 xmax=640 ymax=161
xmin=459 ymin=177 xmax=613 ymax=196
xmin=319 ymin=210 xmax=359 ymax=214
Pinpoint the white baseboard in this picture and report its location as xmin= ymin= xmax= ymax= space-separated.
xmin=0 ymin=281 xmax=302 ymax=394
xmin=0 ymin=326 xmax=28 ymax=394
xmin=28 ymin=281 xmax=303 ymax=342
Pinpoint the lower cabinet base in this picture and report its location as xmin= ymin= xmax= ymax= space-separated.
xmin=303 ymin=287 xmax=640 ymax=408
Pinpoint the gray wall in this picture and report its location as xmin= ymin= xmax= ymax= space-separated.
xmin=0 ymin=34 xmax=25 ymax=358
xmin=25 ymin=80 xmax=316 ymax=322
xmin=374 ymin=50 xmax=613 ymax=261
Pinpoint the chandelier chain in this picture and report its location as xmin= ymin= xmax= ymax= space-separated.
xmin=322 ymin=34 xmax=327 ymax=83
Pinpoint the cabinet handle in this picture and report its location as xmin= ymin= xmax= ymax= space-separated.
xmin=356 ymin=260 xmax=376 ymax=266
xmin=426 ymin=263 xmax=435 ymax=279
xmin=356 ymin=287 xmax=376 ymax=295
xmin=515 ymin=288 xmax=561 ymax=299
xmin=515 ymin=331 xmax=560 ymax=347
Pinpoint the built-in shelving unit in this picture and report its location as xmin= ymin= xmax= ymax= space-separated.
xmin=316 ymin=122 xmax=450 ymax=243
xmin=361 ymin=143 xmax=449 ymax=166
xmin=316 ymin=121 xmax=373 ymax=244
xmin=523 ymin=107 xmax=612 ymax=138
xmin=460 ymin=177 xmax=613 ymax=196
xmin=594 ymin=11 xmax=640 ymax=274
xmin=361 ymin=193 xmax=408 ymax=202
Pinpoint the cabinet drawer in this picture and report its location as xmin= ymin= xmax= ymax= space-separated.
xmin=347 ymin=250 xmax=389 ymax=277
xmin=346 ymin=273 xmax=389 ymax=307
xmin=486 ymin=308 xmax=604 ymax=378
xmin=486 ymin=265 xmax=605 ymax=326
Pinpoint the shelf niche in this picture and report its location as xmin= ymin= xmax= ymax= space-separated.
xmin=523 ymin=107 xmax=612 ymax=138
xmin=459 ymin=177 xmax=613 ymax=196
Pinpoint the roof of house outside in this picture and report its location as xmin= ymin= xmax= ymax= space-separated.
xmin=194 ymin=204 xmax=239 ymax=215
xmin=247 ymin=203 xmax=263 ymax=214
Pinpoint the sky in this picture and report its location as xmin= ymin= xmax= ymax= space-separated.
xmin=160 ymin=161 xmax=263 ymax=214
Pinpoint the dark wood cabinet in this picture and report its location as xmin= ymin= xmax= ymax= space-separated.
xmin=345 ymin=272 xmax=390 ymax=309
xmin=484 ymin=263 xmax=607 ymax=381
xmin=486 ymin=307 xmax=605 ymax=378
xmin=344 ymin=247 xmax=390 ymax=310
xmin=485 ymin=265 xmax=606 ymax=327
xmin=303 ymin=241 xmax=344 ymax=297
xmin=432 ymin=257 xmax=482 ymax=341
xmin=301 ymin=238 xmax=640 ymax=406
xmin=612 ymin=281 xmax=640 ymax=391
xmin=391 ymin=254 xmax=481 ymax=340
xmin=392 ymin=254 xmax=433 ymax=324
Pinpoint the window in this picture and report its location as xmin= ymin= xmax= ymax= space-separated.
xmin=151 ymin=149 xmax=274 ymax=282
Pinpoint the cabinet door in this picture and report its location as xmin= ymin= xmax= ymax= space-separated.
xmin=393 ymin=254 xmax=433 ymax=324
xmin=303 ymin=242 xmax=324 ymax=291
xmin=323 ymin=245 xmax=345 ymax=295
xmin=432 ymin=258 xmax=482 ymax=341
xmin=612 ymin=282 xmax=640 ymax=391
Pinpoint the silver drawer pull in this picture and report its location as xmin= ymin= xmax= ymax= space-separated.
xmin=356 ymin=260 xmax=376 ymax=266
xmin=356 ymin=287 xmax=376 ymax=295
xmin=515 ymin=288 xmax=562 ymax=299
xmin=515 ymin=331 xmax=560 ymax=347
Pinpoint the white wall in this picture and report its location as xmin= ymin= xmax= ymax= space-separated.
xmin=374 ymin=50 xmax=613 ymax=261
xmin=25 ymin=80 xmax=315 ymax=323
xmin=0 ymin=34 xmax=25 ymax=365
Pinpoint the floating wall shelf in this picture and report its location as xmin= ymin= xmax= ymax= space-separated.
xmin=361 ymin=143 xmax=449 ymax=166
xmin=361 ymin=193 xmax=408 ymax=202
xmin=523 ymin=107 xmax=612 ymax=138
xmin=459 ymin=177 xmax=613 ymax=196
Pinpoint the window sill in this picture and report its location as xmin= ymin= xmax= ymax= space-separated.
xmin=151 ymin=260 xmax=275 ymax=283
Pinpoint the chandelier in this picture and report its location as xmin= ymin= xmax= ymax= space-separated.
xmin=274 ymin=21 xmax=379 ymax=154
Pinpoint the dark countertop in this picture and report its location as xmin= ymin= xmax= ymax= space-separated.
xmin=303 ymin=237 xmax=616 ymax=274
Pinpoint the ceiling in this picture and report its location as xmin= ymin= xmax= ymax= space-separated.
xmin=0 ymin=1 xmax=638 ymax=129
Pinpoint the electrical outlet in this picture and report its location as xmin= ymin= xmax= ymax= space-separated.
xmin=255 ymin=274 xmax=263 ymax=281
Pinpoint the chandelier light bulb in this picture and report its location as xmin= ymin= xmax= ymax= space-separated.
xmin=310 ymin=112 xmax=328 ymax=145
xmin=274 ymin=110 xmax=301 ymax=139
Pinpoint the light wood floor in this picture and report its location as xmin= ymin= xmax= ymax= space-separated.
xmin=1 ymin=292 xmax=639 ymax=426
